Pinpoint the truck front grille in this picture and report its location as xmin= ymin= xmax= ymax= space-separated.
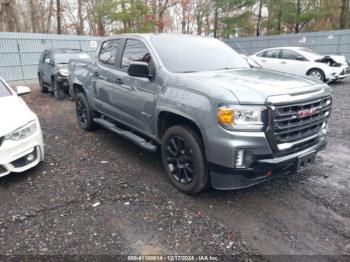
xmin=271 ymin=96 xmax=332 ymax=152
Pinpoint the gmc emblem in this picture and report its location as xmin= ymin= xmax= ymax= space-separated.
xmin=298 ymin=108 xmax=320 ymax=118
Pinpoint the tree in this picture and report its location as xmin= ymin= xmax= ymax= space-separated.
xmin=57 ymin=0 xmax=62 ymax=34
xmin=339 ymin=0 xmax=349 ymax=29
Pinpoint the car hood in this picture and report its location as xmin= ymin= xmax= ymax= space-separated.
xmin=179 ymin=69 xmax=327 ymax=104
xmin=0 ymin=96 xmax=37 ymax=137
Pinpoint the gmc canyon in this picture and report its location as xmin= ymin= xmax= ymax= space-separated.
xmin=69 ymin=34 xmax=332 ymax=194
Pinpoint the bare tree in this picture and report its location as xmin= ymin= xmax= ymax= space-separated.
xmin=339 ymin=0 xmax=349 ymax=29
xmin=0 ymin=0 xmax=18 ymax=32
xmin=57 ymin=0 xmax=62 ymax=34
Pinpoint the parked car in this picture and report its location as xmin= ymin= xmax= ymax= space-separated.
xmin=0 ymin=77 xmax=44 ymax=177
xmin=250 ymin=47 xmax=350 ymax=82
xmin=38 ymin=49 xmax=91 ymax=100
xmin=69 ymin=34 xmax=332 ymax=194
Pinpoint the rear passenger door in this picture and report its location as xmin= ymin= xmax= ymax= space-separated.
xmin=256 ymin=49 xmax=281 ymax=71
xmin=93 ymin=39 xmax=123 ymax=117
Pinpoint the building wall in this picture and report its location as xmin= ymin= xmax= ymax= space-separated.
xmin=0 ymin=32 xmax=102 ymax=81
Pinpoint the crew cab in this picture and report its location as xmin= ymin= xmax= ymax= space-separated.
xmin=69 ymin=34 xmax=332 ymax=194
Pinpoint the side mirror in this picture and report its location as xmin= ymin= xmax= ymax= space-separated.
xmin=127 ymin=62 xmax=152 ymax=78
xmin=16 ymin=85 xmax=31 ymax=96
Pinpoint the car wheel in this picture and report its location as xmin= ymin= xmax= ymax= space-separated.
xmin=161 ymin=125 xmax=208 ymax=194
xmin=76 ymin=93 xmax=97 ymax=131
xmin=38 ymin=75 xmax=48 ymax=93
xmin=307 ymin=69 xmax=325 ymax=82
xmin=53 ymin=81 xmax=65 ymax=100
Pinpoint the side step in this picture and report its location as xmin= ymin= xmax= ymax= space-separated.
xmin=93 ymin=117 xmax=157 ymax=152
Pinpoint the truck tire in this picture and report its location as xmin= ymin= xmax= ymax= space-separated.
xmin=307 ymin=68 xmax=325 ymax=82
xmin=161 ymin=125 xmax=208 ymax=194
xmin=53 ymin=81 xmax=65 ymax=100
xmin=76 ymin=93 xmax=97 ymax=131
xmin=38 ymin=75 xmax=48 ymax=93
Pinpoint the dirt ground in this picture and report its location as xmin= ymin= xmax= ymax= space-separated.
xmin=0 ymin=80 xmax=349 ymax=260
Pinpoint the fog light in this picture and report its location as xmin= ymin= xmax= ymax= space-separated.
xmin=235 ymin=149 xmax=255 ymax=169
xmin=235 ymin=150 xmax=246 ymax=168
xmin=26 ymin=153 xmax=35 ymax=162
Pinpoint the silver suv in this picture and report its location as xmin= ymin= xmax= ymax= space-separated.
xmin=69 ymin=34 xmax=332 ymax=194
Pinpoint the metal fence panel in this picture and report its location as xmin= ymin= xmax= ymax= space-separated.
xmin=0 ymin=32 xmax=102 ymax=81
xmin=224 ymin=29 xmax=350 ymax=62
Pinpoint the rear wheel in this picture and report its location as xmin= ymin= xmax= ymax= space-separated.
xmin=307 ymin=68 xmax=325 ymax=82
xmin=161 ymin=125 xmax=208 ymax=194
xmin=38 ymin=75 xmax=48 ymax=93
xmin=76 ymin=93 xmax=97 ymax=131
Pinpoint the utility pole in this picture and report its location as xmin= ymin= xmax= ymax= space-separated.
xmin=57 ymin=0 xmax=61 ymax=34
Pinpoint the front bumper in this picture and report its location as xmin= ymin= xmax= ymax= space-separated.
xmin=332 ymin=67 xmax=350 ymax=80
xmin=56 ymin=75 xmax=69 ymax=90
xmin=0 ymin=125 xmax=44 ymax=178
xmin=210 ymin=137 xmax=327 ymax=190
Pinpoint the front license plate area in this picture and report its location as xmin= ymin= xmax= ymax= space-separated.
xmin=296 ymin=151 xmax=316 ymax=172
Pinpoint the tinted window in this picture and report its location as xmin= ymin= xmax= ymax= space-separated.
xmin=263 ymin=49 xmax=280 ymax=58
xmin=99 ymin=40 xmax=120 ymax=65
xmin=281 ymin=50 xmax=301 ymax=60
xmin=150 ymin=35 xmax=249 ymax=73
xmin=54 ymin=52 xmax=90 ymax=64
xmin=0 ymin=80 xmax=12 ymax=97
xmin=121 ymin=40 xmax=151 ymax=70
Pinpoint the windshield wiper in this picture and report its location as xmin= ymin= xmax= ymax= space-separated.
xmin=177 ymin=70 xmax=198 ymax=73
xmin=214 ymin=67 xmax=236 ymax=71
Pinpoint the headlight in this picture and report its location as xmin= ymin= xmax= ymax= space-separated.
xmin=58 ymin=68 xmax=69 ymax=76
xmin=5 ymin=121 xmax=37 ymax=141
xmin=217 ymin=105 xmax=265 ymax=131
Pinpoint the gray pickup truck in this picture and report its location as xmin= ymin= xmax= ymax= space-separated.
xmin=69 ymin=34 xmax=332 ymax=194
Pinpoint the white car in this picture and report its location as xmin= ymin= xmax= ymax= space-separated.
xmin=0 ymin=77 xmax=44 ymax=177
xmin=250 ymin=47 xmax=350 ymax=82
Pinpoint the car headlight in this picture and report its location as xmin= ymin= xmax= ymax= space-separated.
xmin=217 ymin=105 xmax=265 ymax=131
xmin=5 ymin=121 xmax=37 ymax=141
xmin=58 ymin=68 xmax=69 ymax=76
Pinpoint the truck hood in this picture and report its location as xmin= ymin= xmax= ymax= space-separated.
xmin=0 ymin=96 xmax=37 ymax=137
xmin=179 ymin=69 xmax=327 ymax=104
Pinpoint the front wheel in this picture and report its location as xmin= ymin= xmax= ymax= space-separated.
xmin=76 ymin=93 xmax=97 ymax=131
xmin=307 ymin=69 xmax=325 ymax=82
xmin=53 ymin=81 xmax=65 ymax=100
xmin=161 ymin=125 xmax=208 ymax=194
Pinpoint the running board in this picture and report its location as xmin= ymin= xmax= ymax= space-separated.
xmin=93 ymin=118 xmax=157 ymax=152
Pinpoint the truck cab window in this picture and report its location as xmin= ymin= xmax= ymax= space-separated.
xmin=99 ymin=40 xmax=119 ymax=66
xmin=121 ymin=40 xmax=151 ymax=70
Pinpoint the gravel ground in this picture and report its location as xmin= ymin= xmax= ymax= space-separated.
xmin=0 ymin=80 xmax=349 ymax=260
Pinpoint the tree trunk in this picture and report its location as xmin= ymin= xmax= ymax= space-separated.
xmin=158 ymin=10 xmax=164 ymax=33
xmin=77 ymin=0 xmax=84 ymax=35
xmin=29 ymin=0 xmax=37 ymax=33
xmin=213 ymin=6 xmax=218 ymax=38
xmin=294 ymin=0 xmax=301 ymax=33
xmin=340 ymin=0 xmax=350 ymax=29
xmin=57 ymin=0 xmax=61 ymax=34
xmin=256 ymin=0 xmax=263 ymax=36
xmin=47 ymin=0 xmax=54 ymax=32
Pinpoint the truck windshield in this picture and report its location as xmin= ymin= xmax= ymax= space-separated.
xmin=0 ymin=80 xmax=12 ymax=97
xmin=150 ymin=35 xmax=250 ymax=73
xmin=54 ymin=53 xmax=90 ymax=64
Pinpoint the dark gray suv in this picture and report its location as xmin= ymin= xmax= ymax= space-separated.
xmin=38 ymin=49 xmax=90 ymax=100
xmin=69 ymin=34 xmax=332 ymax=194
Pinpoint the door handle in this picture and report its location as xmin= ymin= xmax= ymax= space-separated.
xmin=115 ymin=78 xmax=124 ymax=84
xmin=281 ymin=61 xmax=287 ymax=64
xmin=93 ymin=71 xmax=99 ymax=77
xmin=261 ymin=59 xmax=266 ymax=62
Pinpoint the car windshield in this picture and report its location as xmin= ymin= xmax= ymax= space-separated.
xmin=150 ymin=35 xmax=250 ymax=73
xmin=0 ymin=80 xmax=12 ymax=97
xmin=54 ymin=52 xmax=90 ymax=64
